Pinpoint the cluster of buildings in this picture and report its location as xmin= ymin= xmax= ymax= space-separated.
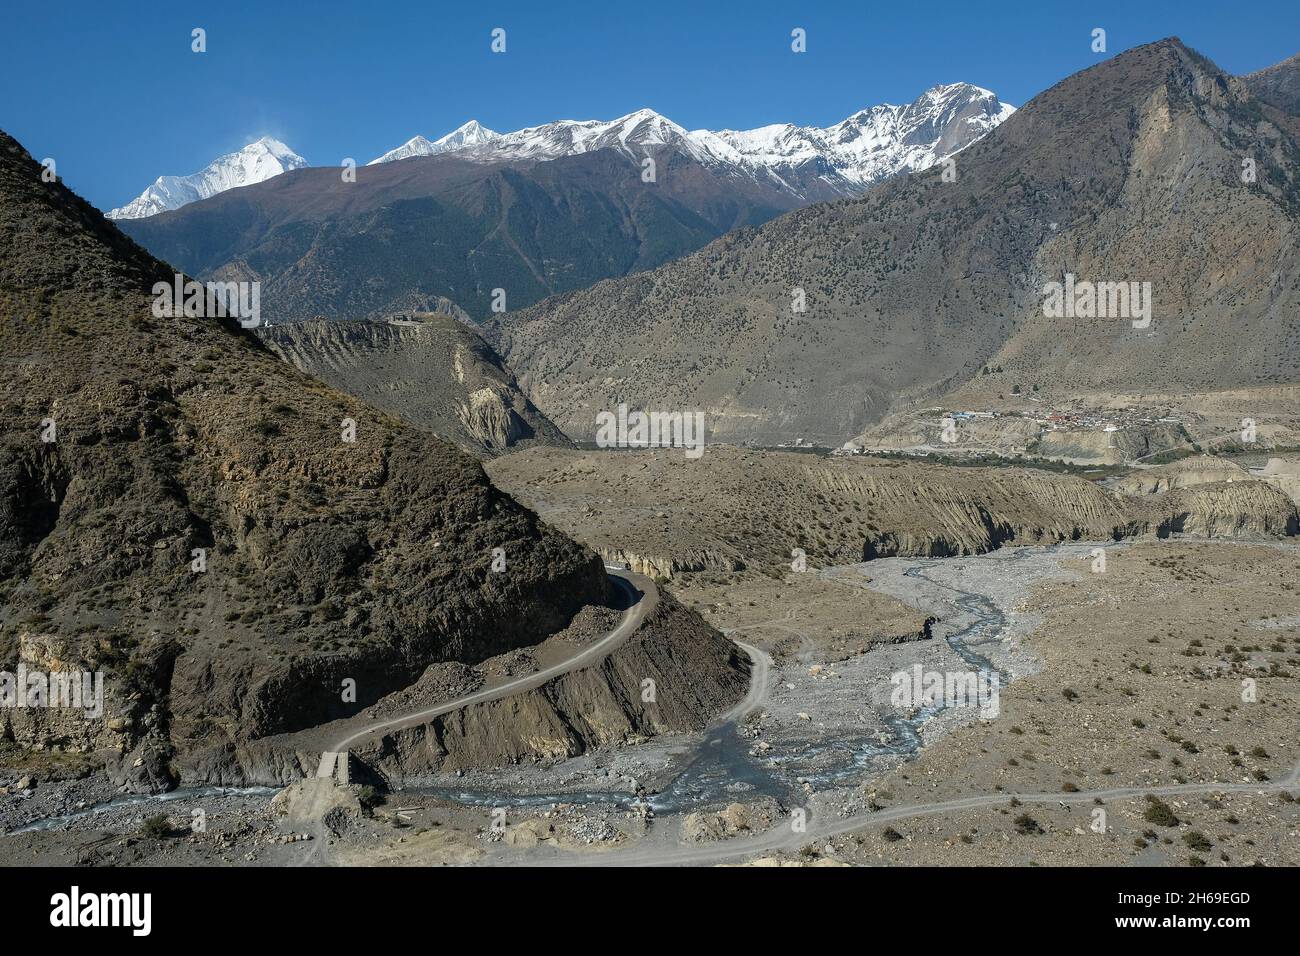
xmin=1037 ymin=409 xmax=1182 ymax=433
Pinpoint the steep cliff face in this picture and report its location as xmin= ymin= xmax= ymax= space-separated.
xmin=862 ymin=479 xmax=1298 ymax=557
xmin=257 ymin=313 xmax=571 ymax=457
xmin=0 ymin=131 xmax=607 ymax=789
xmin=595 ymin=545 xmax=745 ymax=580
xmin=1151 ymin=481 xmax=1299 ymax=537
xmin=1259 ymin=458 xmax=1300 ymax=505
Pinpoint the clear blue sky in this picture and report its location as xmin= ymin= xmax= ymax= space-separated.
xmin=1 ymin=0 xmax=1296 ymax=212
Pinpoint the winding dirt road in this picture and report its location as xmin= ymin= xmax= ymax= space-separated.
xmin=324 ymin=568 xmax=657 ymax=762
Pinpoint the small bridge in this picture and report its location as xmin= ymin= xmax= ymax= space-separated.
xmin=316 ymin=750 xmax=351 ymax=784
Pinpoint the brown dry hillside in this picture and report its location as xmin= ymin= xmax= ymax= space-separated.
xmin=256 ymin=312 xmax=571 ymax=458
xmin=1244 ymin=51 xmax=1300 ymax=137
xmin=0 ymin=129 xmax=609 ymax=789
xmin=487 ymin=447 xmax=1298 ymax=580
xmin=489 ymin=40 xmax=1300 ymax=445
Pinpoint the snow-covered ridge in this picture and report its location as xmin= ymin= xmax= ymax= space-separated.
xmin=705 ymin=83 xmax=1016 ymax=190
xmin=368 ymin=83 xmax=1015 ymax=198
xmin=107 ymin=137 xmax=307 ymax=220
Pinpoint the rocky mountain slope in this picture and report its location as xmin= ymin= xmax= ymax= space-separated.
xmin=0 ymin=128 xmax=631 ymax=790
xmin=1244 ymin=52 xmax=1300 ymax=137
xmin=108 ymin=137 xmax=306 ymax=220
xmin=256 ymin=310 xmax=570 ymax=456
xmin=489 ymin=40 xmax=1300 ymax=445
xmin=346 ymin=592 xmax=749 ymax=781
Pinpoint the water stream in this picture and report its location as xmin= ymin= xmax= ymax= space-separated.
xmin=8 ymin=786 xmax=279 ymax=835
xmin=8 ymin=548 xmax=1032 ymax=830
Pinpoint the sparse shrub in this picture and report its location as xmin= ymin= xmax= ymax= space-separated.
xmin=1143 ymin=796 xmax=1179 ymax=827
xmin=141 ymin=814 xmax=171 ymax=839
xmin=1014 ymin=813 xmax=1042 ymax=835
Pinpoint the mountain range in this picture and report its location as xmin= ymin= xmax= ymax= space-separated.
xmin=115 ymin=83 xmax=1011 ymax=325
xmin=487 ymin=39 xmax=1300 ymax=444
xmin=106 ymin=43 xmax=1300 ymax=454
xmin=110 ymin=85 xmax=1011 ymax=221
xmin=368 ymin=83 xmax=1014 ymax=201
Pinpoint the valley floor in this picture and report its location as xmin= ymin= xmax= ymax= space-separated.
xmin=4 ymin=537 xmax=1295 ymax=866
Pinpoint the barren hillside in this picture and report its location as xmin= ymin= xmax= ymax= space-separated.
xmin=487 ymin=446 xmax=1298 ymax=579
xmin=0 ymin=130 xmax=610 ymax=789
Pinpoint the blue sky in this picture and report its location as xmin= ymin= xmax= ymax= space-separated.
xmin=1 ymin=0 xmax=1296 ymax=212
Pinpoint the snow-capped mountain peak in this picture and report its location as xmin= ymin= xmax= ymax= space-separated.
xmin=366 ymin=120 xmax=501 ymax=165
xmin=441 ymin=119 xmax=498 ymax=148
xmin=108 ymin=137 xmax=307 ymax=220
xmin=367 ymin=134 xmax=438 ymax=166
xmin=608 ymin=108 xmax=683 ymax=142
xmin=367 ymin=83 xmax=1015 ymax=198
